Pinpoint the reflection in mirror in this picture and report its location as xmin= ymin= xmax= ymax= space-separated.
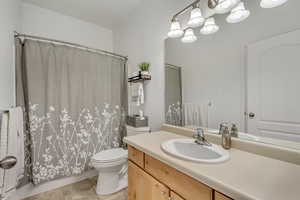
xmin=165 ymin=64 xmax=211 ymax=130
xmin=165 ymin=64 xmax=183 ymax=127
xmin=165 ymin=30 xmax=300 ymax=150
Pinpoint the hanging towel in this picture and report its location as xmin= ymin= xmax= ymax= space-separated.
xmin=138 ymin=83 xmax=144 ymax=106
xmin=131 ymin=83 xmax=144 ymax=106
xmin=1 ymin=107 xmax=24 ymax=198
xmin=183 ymin=103 xmax=207 ymax=129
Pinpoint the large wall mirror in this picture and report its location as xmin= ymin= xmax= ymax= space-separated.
xmin=165 ymin=27 xmax=300 ymax=150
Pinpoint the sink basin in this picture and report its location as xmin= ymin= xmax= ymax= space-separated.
xmin=161 ymin=138 xmax=230 ymax=164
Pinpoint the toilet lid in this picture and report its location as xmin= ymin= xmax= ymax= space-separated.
xmin=91 ymin=148 xmax=128 ymax=162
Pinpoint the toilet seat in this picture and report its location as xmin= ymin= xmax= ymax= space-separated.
xmin=91 ymin=148 xmax=128 ymax=163
xmin=91 ymin=159 xmax=127 ymax=168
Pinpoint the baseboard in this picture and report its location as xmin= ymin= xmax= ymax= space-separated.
xmin=8 ymin=170 xmax=97 ymax=200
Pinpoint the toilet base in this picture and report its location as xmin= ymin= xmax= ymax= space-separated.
xmin=113 ymin=175 xmax=128 ymax=193
xmin=95 ymin=171 xmax=128 ymax=195
xmin=90 ymin=148 xmax=128 ymax=196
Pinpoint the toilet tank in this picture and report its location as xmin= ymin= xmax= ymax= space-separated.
xmin=126 ymin=125 xmax=151 ymax=137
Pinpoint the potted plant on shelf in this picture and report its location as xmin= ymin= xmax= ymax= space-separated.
xmin=138 ymin=62 xmax=151 ymax=76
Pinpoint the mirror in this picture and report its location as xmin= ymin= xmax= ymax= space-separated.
xmin=165 ymin=21 xmax=300 ymax=150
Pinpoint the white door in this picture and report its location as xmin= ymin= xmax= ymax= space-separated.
xmin=247 ymin=30 xmax=300 ymax=142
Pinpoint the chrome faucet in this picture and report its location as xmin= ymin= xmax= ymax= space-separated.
xmin=193 ymin=128 xmax=211 ymax=146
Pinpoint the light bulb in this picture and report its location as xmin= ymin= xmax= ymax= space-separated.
xmin=181 ymin=29 xmax=197 ymax=43
xmin=215 ymin=0 xmax=240 ymax=14
xmin=260 ymin=0 xmax=288 ymax=8
xmin=208 ymin=0 xmax=219 ymax=9
xmin=200 ymin=18 xmax=219 ymax=35
xmin=168 ymin=20 xmax=184 ymax=38
xmin=187 ymin=7 xmax=205 ymax=28
xmin=226 ymin=2 xmax=250 ymax=23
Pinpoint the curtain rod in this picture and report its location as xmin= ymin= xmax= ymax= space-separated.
xmin=14 ymin=31 xmax=128 ymax=61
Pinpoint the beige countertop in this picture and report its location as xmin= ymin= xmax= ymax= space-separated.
xmin=124 ymin=131 xmax=300 ymax=200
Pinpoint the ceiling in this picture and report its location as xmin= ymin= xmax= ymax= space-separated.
xmin=22 ymin=0 xmax=143 ymax=29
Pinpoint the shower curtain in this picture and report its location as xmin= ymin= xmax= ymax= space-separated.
xmin=15 ymin=39 xmax=128 ymax=185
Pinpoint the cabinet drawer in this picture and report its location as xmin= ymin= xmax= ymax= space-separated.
xmin=128 ymin=145 xmax=144 ymax=168
xmin=128 ymin=161 xmax=169 ymax=200
xmin=145 ymin=155 xmax=213 ymax=200
xmin=215 ymin=191 xmax=232 ymax=200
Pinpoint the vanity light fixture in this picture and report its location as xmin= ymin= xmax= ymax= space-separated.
xmin=167 ymin=0 xmax=288 ymax=43
xmin=200 ymin=18 xmax=219 ymax=35
xmin=187 ymin=6 xmax=205 ymax=28
xmin=214 ymin=0 xmax=240 ymax=14
xmin=226 ymin=2 xmax=250 ymax=23
xmin=168 ymin=19 xmax=184 ymax=38
xmin=260 ymin=0 xmax=288 ymax=8
xmin=181 ymin=28 xmax=197 ymax=43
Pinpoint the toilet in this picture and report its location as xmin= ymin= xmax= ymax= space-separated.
xmin=90 ymin=148 xmax=128 ymax=195
xmin=90 ymin=125 xmax=150 ymax=195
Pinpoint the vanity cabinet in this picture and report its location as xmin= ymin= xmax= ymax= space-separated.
xmin=128 ymin=145 xmax=233 ymax=200
xmin=128 ymin=161 xmax=169 ymax=200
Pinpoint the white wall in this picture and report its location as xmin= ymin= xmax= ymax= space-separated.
xmin=0 ymin=0 xmax=21 ymax=109
xmin=115 ymin=0 xmax=300 ymax=131
xmin=21 ymin=3 xmax=114 ymax=51
xmin=114 ymin=0 xmax=190 ymax=131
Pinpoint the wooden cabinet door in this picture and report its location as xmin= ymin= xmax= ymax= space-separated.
xmin=171 ymin=191 xmax=185 ymax=200
xmin=128 ymin=161 xmax=169 ymax=200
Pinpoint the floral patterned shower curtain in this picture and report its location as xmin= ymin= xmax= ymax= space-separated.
xmin=15 ymin=39 xmax=128 ymax=185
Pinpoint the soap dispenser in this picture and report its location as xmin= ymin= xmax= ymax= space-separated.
xmin=221 ymin=126 xmax=231 ymax=150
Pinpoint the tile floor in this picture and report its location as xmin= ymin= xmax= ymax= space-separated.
xmin=24 ymin=177 xmax=127 ymax=200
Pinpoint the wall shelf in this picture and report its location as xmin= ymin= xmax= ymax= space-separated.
xmin=128 ymin=71 xmax=151 ymax=83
